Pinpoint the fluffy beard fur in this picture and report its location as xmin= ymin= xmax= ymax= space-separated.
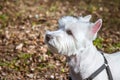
xmin=45 ymin=30 xmax=78 ymax=56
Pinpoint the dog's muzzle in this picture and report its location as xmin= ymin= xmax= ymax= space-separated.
xmin=45 ymin=34 xmax=53 ymax=42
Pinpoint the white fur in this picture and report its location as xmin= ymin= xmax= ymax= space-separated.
xmin=45 ymin=15 xmax=120 ymax=80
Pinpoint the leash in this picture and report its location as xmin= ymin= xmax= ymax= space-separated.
xmin=100 ymin=52 xmax=113 ymax=80
xmin=69 ymin=52 xmax=113 ymax=80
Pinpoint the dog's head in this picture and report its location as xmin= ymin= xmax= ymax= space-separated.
xmin=45 ymin=15 xmax=102 ymax=56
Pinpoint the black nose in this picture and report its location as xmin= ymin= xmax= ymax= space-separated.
xmin=46 ymin=34 xmax=53 ymax=41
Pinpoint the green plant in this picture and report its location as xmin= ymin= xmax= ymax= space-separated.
xmin=94 ymin=37 xmax=104 ymax=49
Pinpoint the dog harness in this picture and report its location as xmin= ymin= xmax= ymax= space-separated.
xmin=69 ymin=52 xmax=113 ymax=80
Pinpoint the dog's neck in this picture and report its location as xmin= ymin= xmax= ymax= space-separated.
xmin=67 ymin=43 xmax=104 ymax=79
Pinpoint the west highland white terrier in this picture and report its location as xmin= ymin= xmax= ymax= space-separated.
xmin=45 ymin=15 xmax=120 ymax=80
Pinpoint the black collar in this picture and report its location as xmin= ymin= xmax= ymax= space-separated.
xmin=69 ymin=52 xmax=113 ymax=80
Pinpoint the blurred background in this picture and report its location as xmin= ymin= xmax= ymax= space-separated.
xmin=0 ymin=0 xmax=120 ymax=80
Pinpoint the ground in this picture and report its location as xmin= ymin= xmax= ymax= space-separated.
xmin=0 ymin=0 xmax=120 ymax=80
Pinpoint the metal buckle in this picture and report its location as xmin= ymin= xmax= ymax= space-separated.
xmin=104 ymin=63 xmax=108 ymax=67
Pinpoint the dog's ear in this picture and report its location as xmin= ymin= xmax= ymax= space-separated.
xmin=89 ymin=19 xmax=102 ymax=40
xmin=83 ymin=15 xmax=92 ymax=21
xmin=79 ymin=15 xmax=92 ymax=22
xmin=58 ymin=16 xmax=77 ymax=28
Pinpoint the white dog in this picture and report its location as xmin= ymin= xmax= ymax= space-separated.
xmin=45 ymin=15 xmax=120 ymax=80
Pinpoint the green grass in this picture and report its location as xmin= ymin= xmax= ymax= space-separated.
xmin=49 ymin=2 xmax=58 ymax=12
xmin=0 ymin=14 xmax=8 ymax=21
xmin=0 ymin=57 xmax=18 ymax=69
xmin=0 ymin=14 xmax=9 ymax=28
xmin=61 ymin=68 xmax=65 ymax=73
xmin=94 ymin=37 xmax=104 ymax=49
xmin=115 ymin=42 xmax=120 ymax=48
xmin=0 ymin=53 xmax=33 ymax=72
xmin=18 ymin=53 xmax=32 ymax=59
xmin=94 ymin=37 xmax=120 ymax=53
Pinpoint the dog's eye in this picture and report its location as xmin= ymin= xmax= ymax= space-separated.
xmin=66 ymin=30 xmax=72 ymax=35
